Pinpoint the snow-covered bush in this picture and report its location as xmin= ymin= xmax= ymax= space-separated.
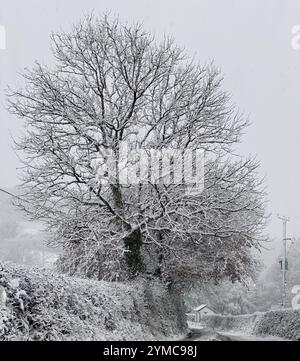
xmin=254 ymin=309 xmax=300 ymax=340
xmin=203 ymin=309 xmax=300 ymax=340
xmin=0 ymin=262 xmax=186 ymax=340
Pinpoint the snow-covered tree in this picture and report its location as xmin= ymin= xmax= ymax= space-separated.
xmin=7 ymin=14 xmax=267 ymax=286
xmin=185 ymin=279 xmax=258 ymax=315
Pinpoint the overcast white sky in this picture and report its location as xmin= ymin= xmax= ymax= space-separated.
xmin=1 ymin=0 xmax=300 ymax=241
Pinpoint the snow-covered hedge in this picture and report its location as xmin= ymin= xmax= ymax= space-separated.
xmin=203 ymin=309 xmax=300 ymax=340
xmin=0 ymin=262 xmax=186 ymax=340
xmin=254 ymin=309 xmax=300 ymax=340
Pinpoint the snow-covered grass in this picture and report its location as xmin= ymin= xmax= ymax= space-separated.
xmin=202 ymin=309 xmax=300 ymax=340
xmin=0 ymin=262 xmax=187 ymax=341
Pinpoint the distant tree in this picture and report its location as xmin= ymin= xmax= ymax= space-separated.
xmin=7 ymin=14 xmax=267 ymax=286
xmin=0 ymin=219 xmax=20 ymax=241
xmin=185 ymin=280 xmax=257 ymax=315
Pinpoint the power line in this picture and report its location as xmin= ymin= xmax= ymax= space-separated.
xmin=0 ymin=188 xmax=17 ymax=198
xmin=0 ymin=188 xmax=29 ymax=203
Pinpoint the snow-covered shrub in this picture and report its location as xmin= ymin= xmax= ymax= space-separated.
xmin=0 ymin=262 xmax=186 ymax=340
xmin=254 ymin=309 xmax=300 ymax=340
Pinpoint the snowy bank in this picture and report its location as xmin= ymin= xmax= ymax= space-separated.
xmin=0 ymin=262 xmax=186 ymax=340
xmin=202 ymin=309 xmax=300 ymax=340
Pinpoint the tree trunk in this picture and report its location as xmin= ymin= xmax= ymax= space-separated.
xmin=123 ymin=227 xmax=144 ymax=276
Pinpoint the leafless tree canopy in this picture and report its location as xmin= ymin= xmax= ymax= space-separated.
xmin=7 ymin=14 xmax=267 ymax=286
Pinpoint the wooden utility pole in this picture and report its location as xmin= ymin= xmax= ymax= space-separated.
xmin=278 ymin=215 xmax=290 ymax=308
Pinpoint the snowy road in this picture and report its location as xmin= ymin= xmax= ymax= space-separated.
xmin=185 ymin=326 xmax=286 ymax=341
xmin=215 ymin=331 xmax=286 ymax=341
